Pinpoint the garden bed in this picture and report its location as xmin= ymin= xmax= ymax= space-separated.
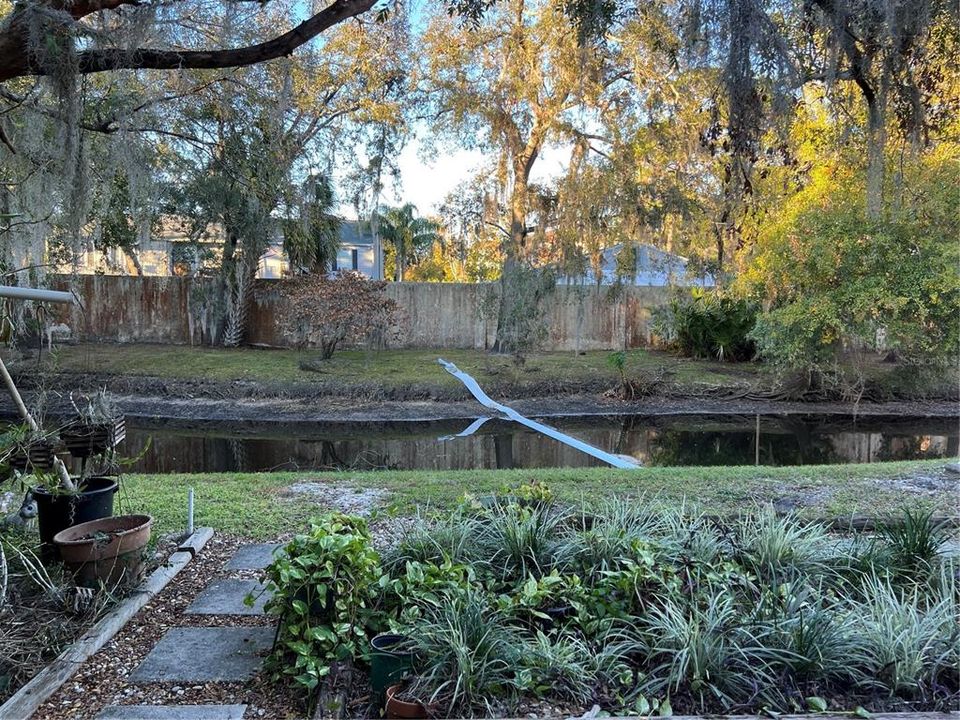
xmin=0 ymin=529 xmax=181 ymax=706
xmin=255 ymin=484 xmax=959 ymax=719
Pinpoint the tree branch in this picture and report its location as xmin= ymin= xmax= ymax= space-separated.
xmin=0 ymin=0 xmax=376 ymax=81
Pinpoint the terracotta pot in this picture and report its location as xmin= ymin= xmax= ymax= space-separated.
xmin=53 ymin=514 xmax=152 ymax=587
xmin=384 ymin=684 xmax=433 ymax=719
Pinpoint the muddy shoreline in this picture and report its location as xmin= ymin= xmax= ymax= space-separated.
xmin=5 ymin=376 xmax=957 ymax=425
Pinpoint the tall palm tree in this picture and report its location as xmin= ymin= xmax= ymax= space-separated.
xmin=377 ymin=203 xmax=439 ymax=282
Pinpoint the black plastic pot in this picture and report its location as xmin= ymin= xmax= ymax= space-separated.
xmin=34 ymin=476 xmax=119 ymax=559
xmin=371 ymin=635 xmax=416 ymax=702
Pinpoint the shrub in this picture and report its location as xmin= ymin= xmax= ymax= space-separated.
xmin=653 ymin=289 xmax=758 ymax=361
xmin=257 ymin=513 xmax=384 ymax=693
xmin=403 ymin=587 xmax=523 ymax=715
xmin=277 ymin=271 xmax=401 ymax=360
xmin=852 ymin=576 xmax=958 ymax=695
xmin=742 ymin=159 xmax=960 ymax=371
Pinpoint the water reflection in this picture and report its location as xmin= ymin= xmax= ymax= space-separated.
xmin=120 ymin=414 xmax=958 ymax=474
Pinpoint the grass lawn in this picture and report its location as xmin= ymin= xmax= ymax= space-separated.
xmin=45 ymin=343 xmax=764 ymax=392
xmin=121 ymin=459 xmax=956 ymax=541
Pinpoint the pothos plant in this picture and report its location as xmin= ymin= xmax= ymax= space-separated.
xmin=254 ymin=513 xmax=385 ymax=693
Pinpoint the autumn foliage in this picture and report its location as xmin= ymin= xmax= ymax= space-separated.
xmin=278 ymin=271 xmax=401 ymax=359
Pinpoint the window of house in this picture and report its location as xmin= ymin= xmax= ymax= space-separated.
xmin=351 ymin=248 xmax=359 ymax=270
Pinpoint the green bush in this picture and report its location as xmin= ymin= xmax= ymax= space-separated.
xmin=653 ymin=289 xmax=758 ymax=361
xmin=742 ymin=159 xmax=960 ymax=371
xmin=256 ymin=513 xmax=384 ymax=693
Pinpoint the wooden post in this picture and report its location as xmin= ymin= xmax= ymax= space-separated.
xmin=755 ymin=414 xmax=760 ymax=466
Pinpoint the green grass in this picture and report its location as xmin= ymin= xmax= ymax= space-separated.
xmin=44 ymin=343 xmax=762 ymax=393
xmin=121 ymin=459 xmax=955 ymax=541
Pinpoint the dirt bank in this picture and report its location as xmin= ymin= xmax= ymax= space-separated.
xmin=4 ymin=375 xmax=957 ymax=425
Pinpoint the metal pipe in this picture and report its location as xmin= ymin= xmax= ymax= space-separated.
xmin=438 ymin=359 xmax=640 ymax=470
xmin=0 ymin=285 xmax=76 ymax=304
xmin=186 ymin=488 xmax=195 ymax=536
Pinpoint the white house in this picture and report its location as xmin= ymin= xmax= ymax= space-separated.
xmin=331 ymin=221 xmax=380 ymax=279
xmin=557 ymin=243 xmax=715 ymax=287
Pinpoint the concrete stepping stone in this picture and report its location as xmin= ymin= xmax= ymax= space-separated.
xmin=97 ymin=705 xmax=247 ymax=719
xmin=224 ymin=543 xmax=282 ymax=570
xmin=186 ymin=579 xmax=271 ymax=616
xmin=129 ymin=627 xmax=274 ymax=683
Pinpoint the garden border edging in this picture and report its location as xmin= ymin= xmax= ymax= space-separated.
xmin=0 ymin=526 xmax=214 ymax=719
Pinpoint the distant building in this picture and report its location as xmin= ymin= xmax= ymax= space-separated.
xmin=557 ymin=243 xmax=715 ymax=287
xmin=60 ymin=217 xmax=384 ymax=280
xmin=331 ymin=221 xmax=380 ymax=279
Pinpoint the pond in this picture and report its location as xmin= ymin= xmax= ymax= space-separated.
xmin=118 ymin=414 xmax=959 ymax=473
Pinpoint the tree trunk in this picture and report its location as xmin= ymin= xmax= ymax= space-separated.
xmin=493 ymin=157 xmax=534 ymax=353
xmin=223 ymin=253 xmax=255 ymax=347
xmin=865 ymin=99 xmax=886 ymax=220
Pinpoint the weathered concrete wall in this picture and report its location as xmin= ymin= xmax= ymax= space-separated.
xmin=49 ymin=275 xmax=673 ymax=350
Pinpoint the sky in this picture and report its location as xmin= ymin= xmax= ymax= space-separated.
xmin=337 ymin=137 xmax=573 ymax=220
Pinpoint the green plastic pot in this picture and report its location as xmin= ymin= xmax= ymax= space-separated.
xmin=370 ymin=633 xmax=415 ymax=700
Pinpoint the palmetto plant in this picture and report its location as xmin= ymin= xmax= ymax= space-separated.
xmin=282 ymin=173 xmax=341 ymax=274
xmin=377 ymin=203 xmax=440 ymax=282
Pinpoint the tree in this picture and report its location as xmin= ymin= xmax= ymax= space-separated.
xmin=283 ymin=174 xmax=341 ymax=275
xmin=0 ymin=1 xmax=628 ymax=83
xmin=278 ymin=271 xmax=401 ymax=360
xmin=420 ymin=0 xmax=628 ymax=350
xmin=376 ymin=203 xmax=439 ymax=282
xmin=742 ymin=151 xmax=959 ymax=372
xmin=795 ymin=0 xmax=958 ymax=218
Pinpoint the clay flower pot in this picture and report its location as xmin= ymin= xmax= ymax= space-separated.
xmin=53 ymin=514 xmax=152 ymax=587
xmin=384 ymin=683 xmax=434 ymax=719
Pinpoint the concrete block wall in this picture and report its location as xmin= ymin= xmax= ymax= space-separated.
xmin=49 ymin=275 xmax=674 ymax=351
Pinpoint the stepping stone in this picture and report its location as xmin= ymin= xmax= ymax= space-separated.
xmin=224 ymin=543 xmax=282 ymax=570
xmin=186 ymin=579 xmax=271 ymax=616
xmin=129 ymin=627 xmax=274 ymax=683
xmin=97 ymin=705 xmax=247 ymax=720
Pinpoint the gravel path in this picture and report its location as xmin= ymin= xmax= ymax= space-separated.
xmin=33 ymin=535 xmax=304 ymax=720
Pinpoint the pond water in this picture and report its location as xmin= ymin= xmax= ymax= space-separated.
xmin=118 ymin=414 xmax=959 ymax=473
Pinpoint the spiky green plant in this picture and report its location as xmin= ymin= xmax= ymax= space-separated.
xmin=881 ymin=507 xmax=948 ymax=576
xmin=404 ymin=587 xmax=521 ymax=716
xmin=638 ymin=590 xmax=786 ymax=710
xmin=735 ymin=508 xmax=832 ymax=578
xmin=852 ymin=575 xmax=958 ymax=696
xmin=477 ymin=502 xmax=568 ymax=582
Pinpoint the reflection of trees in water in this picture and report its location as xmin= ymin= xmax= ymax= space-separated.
xmin=648 ymin=426 xmax=839 ymax=467
xmin=228 ymin=438 xmax=249 ymax=472
xmin=316 ymin=440 xmax=397 ymax=471
xmin=494 ymin=434 xmax=514 ymax=469
xmin=876 ymin=435 xmax=948 ymax=462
